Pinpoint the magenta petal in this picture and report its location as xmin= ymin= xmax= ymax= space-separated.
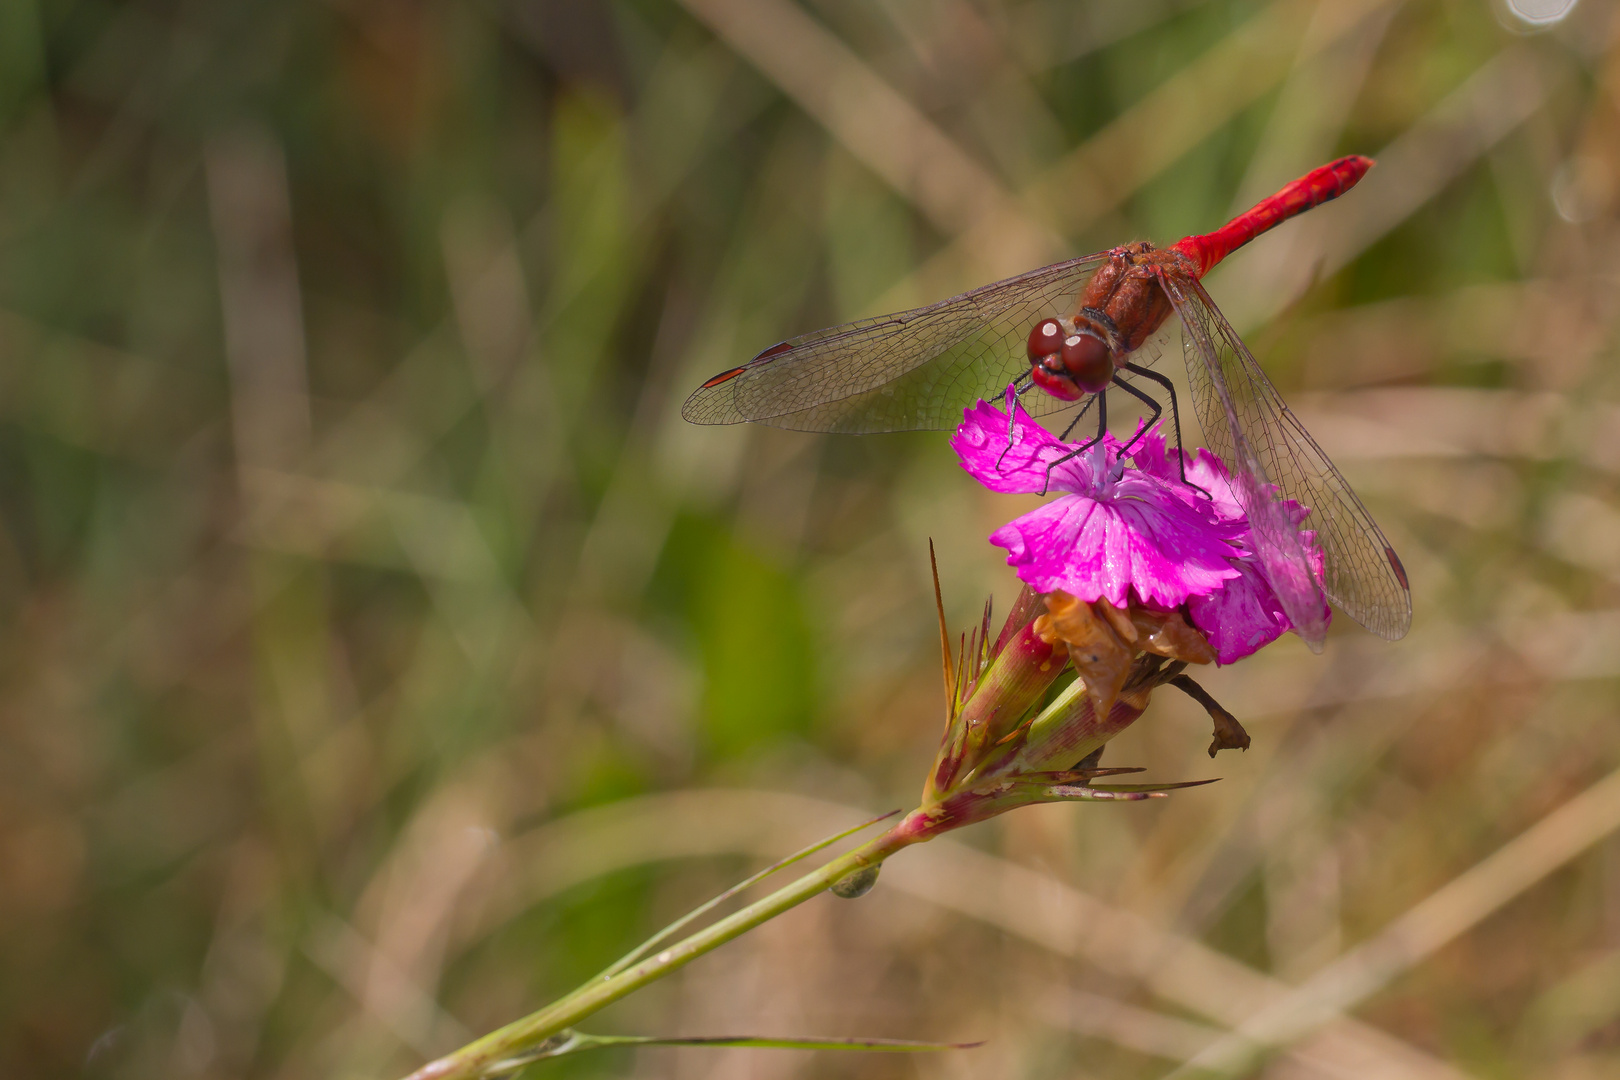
xmin=989 ymin=483 xmax=1241 ymax=608
xmin=1130 ymin=426 xmax=1247 ymax=524
xmin=952 ymin=394 xmax=1116 ymax=496
xmin=1184 ymin=455 xmax=1248 ymax=525
xmin=1124 ymin=421 xmax=1177 ymax=483
xmin=1186 ymin=559 xmax=1290 ymax=663
xmin=1187 ymin=544 xmax=1332 ymax=663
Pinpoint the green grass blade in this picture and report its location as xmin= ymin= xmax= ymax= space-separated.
xmin=1085 ymin=779 xmax=1219 ymax=793
xmin=591 ymin=809 xmax=900 ymax=982
xmin=486 ymin=1029 xmax=982 ymax=1073
xmin=1045 ymin=778 xmax=1219 ymax=801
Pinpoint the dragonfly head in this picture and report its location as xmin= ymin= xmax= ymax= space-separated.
xmin=1027 ymin=318 xmax=1111 ymax=400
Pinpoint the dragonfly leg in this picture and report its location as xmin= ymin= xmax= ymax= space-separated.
xmin=1121 ymin=361 xmax=1213 ymax=501
xmin=995 ymin=373 xmax=1037 ymax=473
xmin=1109 ymin=374 xmax=1162 ymax=458
xmin=1054 ymin=393 xmax=1100 ymax=443
xmin=1040 ymin=391 xmax=1108 ymax=496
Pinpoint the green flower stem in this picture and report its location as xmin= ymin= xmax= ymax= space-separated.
xmin=400 ymin=818 xmax=928 ymax=1080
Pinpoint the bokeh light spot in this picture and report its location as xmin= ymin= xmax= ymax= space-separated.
xmin=1506 ymin=0 xmax=1578 ymax=25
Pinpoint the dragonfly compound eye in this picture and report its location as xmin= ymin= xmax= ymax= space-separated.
xmin=1060 ymin=331 xmax=1112 ymax=394
xmin=1026 ymin=318 xmax=1064 ymax=362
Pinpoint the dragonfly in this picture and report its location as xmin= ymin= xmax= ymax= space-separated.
xmin=683 ymin=156 xmax=1411 ymax=647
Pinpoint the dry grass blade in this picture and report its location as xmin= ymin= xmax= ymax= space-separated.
xmin=449 ymin=789 xmax=1474 ymax=1080
xmin=491 ymin=1027 xmax=983 ymax=1072
xmin=673 ymin=0 xmax=1058 ymax=258
xmin=930 ymin=539 xmax=956 ymax=709
xmin=1026 ymin=0 xmax=1393 ymax=238
xmin=885 ymin=820 xmax=1480 ymax=1080
xmin=1037 ymin=987 xmax=1227 ymax=1063
xmin=592 ymin=809 xmax=899 ymax=981
xmin=1216 ymin=43 xmax=1558 ymax=332
xmin=1161 ymin=763 xmax=1620 ymax=1076
xmin=303 ymin=914 xmax=473 ymax=1059
xmin=876 ymin=0 xmax=1402 ymax=305
xmin=1228 ymin=0 xmax=1397 ymax=210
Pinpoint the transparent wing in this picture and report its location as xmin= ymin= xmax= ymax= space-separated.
xmin=682 ymin=254 xmax=1109 ymax=433
xmin=1159 ymin=272 xmax=1412 ymax=643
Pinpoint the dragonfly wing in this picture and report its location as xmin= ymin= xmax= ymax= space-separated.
xmin=682 ymin=254 xmax=1108 ymax=433
xmin=1160 ymin=272 xmax=1412 ymax=644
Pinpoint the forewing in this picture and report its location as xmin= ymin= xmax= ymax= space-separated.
xmin=682 ymin=254 xmax=1108 ymax=433
xmin=1161 ymin=272 xmax=1412 ymax=643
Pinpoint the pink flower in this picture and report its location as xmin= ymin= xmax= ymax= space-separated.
xmin=952 ymin=392 xmax=1327 ymax=663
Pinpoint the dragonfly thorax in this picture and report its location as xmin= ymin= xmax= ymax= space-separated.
xmin=1026 ymin=316 xmax=1112 ymax=400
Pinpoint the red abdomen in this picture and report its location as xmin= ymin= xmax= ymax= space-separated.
xmin=1170 ymin=156 xmax=1372 ymax=278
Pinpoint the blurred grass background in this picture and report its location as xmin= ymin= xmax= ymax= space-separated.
xmin=2 ymin=0 xmax=1619 ymax=1078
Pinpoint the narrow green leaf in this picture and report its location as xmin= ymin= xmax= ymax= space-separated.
xmin=1046 ymin=786 xmax=1165 ymax=802
xmin=1086 ymin=778 xmax=1219 ymax=793
xmin=1043 ymin=778 xmax=1217 ymax=801
xmin=593 ymin=809 xmax=901 ymax=981
xmin=1042 ymin=767 xmax=1148 ymax=781
xmin=485 ymin=1029 xmax=982 ymax=1073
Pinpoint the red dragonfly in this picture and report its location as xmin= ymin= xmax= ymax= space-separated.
xmin=683 ymin=157 xmax=1411 ymax=646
